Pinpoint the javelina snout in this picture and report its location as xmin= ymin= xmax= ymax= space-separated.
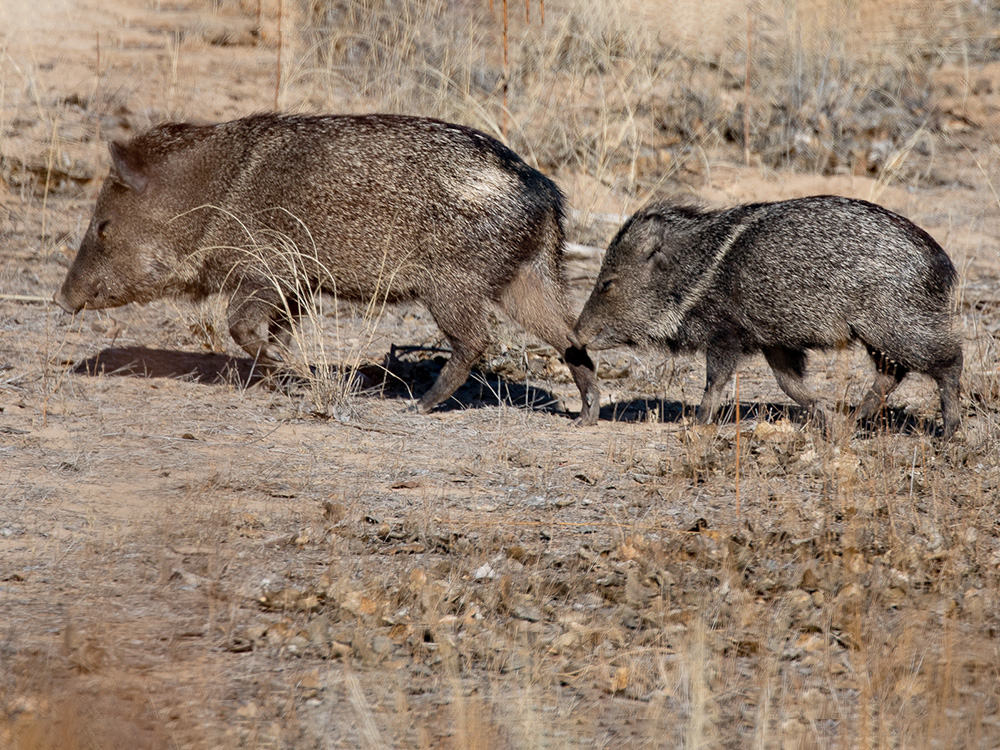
xmin=575 ymin=196 xmax=963 ymax=438
xmin=57 ymin=113 xmax=600 ymax=424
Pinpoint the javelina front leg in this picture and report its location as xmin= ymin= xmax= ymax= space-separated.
xmin=696 ymin=343 xmax=741 ymax=423
xmin=762 ymin=345 xmax=827 ymax=429
xmin=227 ymin=284 xmax=292 ymax=369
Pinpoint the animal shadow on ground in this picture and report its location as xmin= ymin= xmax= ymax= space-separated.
xmin=73 ymin=347 xmax=264 ymax=384
xmin=72 ymin=346 xmax=572 ymax=417
xmin=357 ymin=346 xmax=570 ymax=417
xmin=71 ymin=347 xmax=936 ymax=434
xmin=605 ymin=397 xmax=936 ymax=437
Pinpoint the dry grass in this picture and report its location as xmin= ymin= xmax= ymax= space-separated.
xmin=291 ymin=0 xmax=1000 ymax=198
xmin=2 ymin=0 xmax=1000 ymax=748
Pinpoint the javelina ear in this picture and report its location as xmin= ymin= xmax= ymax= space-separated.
xmin=109 ymin=141 xmax=150 ymax=194
xmin=643 ymin=219 xmax=670 ymax=262
xmin=646 ymin=229 xmax=685 ymax=269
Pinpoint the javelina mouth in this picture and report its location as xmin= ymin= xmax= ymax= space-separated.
xmin=572 ymin=324 xmax=609 ymax=350
xmin=53 ymin=290 xmax=82 ymax=314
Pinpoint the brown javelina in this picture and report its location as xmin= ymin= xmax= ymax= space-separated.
xmin=573 ymin=196 xmax=962 ymax=438
xmin=55 ymin=113 xmax=600 ymax=424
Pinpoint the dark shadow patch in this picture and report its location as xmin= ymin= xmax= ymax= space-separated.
xmin=362 ymin=347 xmax=569 ymax=418
xmin=71 ymin=346 xmax=573 ymax=418
xmin=599 ymin=398 xmax=808 ymax=425
xmin=601 ymin=397 xmax=937 ymax=436
xmin=73 ymin=347 xmax=264 ymax=385
xmin=855 ymin=406 xmax=937 ymax=438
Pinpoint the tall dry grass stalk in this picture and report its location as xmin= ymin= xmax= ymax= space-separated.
xmin=274 ymin=0 xmax=283 ymax=109
xmin=500 ymin=0 xmax=508 ymax=137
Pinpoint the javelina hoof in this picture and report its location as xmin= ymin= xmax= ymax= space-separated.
xmin=573 ymin=393 xmax=600 ymax=427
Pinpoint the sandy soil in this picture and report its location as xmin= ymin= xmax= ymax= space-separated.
xmin=2 ymin=0 xmax=1000 ymax=748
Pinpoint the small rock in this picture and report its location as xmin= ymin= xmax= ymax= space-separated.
xmin=409 ymin=568 xmax=428 ymax=592
xmin=236 ymin=702 xmax=259 ymax=719
xmin=500 ymin=652 xmax=528 ymax=673
xmin=754 ymin=419 xmax=797 ymax=440
xmin=512 ymin=603 xmax=542 ymax=622
xmin=610 ymin=667 xmax=629 ymax=693
xmin=799 ymin=566 xmax=821 ymax=592
xmin=371 ymin=636 xmax=395 ymax=656
xmin=474 ymin=563 xmax=496 ymax=580
xmin=297 ymin=669 xmax=322 ymax=699
xmin=506 ymin=545 xmax=526 ymax=562
xmin=330 ymin=641 xmax=352 ymax=659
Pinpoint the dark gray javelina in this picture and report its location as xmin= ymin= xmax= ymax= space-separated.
xmin=55 ymin=113 xmax=600 ymax=424
xmin=573 ymin=195 xmax=962 ymax=438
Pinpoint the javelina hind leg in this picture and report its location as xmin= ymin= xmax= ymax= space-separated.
xmin=762 ymin=346 xmax=828 ymax=430
xmin=564 ymin=347 xmax=601 ymax=426
xmin=856 ymin=347 xmax=908 ymax=430
xmin=932 ymin=349 xmax=962 ymax=440
xmin=499 ymin=265 xmax=600 ymax=425
xmin=697 ymin=343 xmax=741 ymax=423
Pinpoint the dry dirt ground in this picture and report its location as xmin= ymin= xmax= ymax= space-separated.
xmin=3 ymin=1 xmax=1000 ymax=748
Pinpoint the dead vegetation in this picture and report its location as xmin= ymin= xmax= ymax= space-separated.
xmin=2 ymin=0 xmax=1000 ymax=748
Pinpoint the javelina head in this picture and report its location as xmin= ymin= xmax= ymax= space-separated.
xmin=574 ymin=203 xmax=707 ymax=350
xmin=55 ymin=128 xmax=207 ymax=313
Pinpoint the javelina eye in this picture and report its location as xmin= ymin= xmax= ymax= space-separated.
xmin=599 ymin=276 xmax=617 ymax=293
xmin=96 ymin=220 xmax=110 ymax=239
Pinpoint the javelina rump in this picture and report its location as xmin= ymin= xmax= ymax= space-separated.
xmin=573 ymin=196 xmax=962 ymax=438
xmin=55 ymin=113 xmax=599 ymax=424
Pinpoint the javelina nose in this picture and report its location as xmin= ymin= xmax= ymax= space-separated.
xmin=571 ymin=321 xmax=603 ymax=349
xmin=53 ymin=286 xmax=86 ymax=314
xmin=53 ymin=289 xmax=77 ymax=313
